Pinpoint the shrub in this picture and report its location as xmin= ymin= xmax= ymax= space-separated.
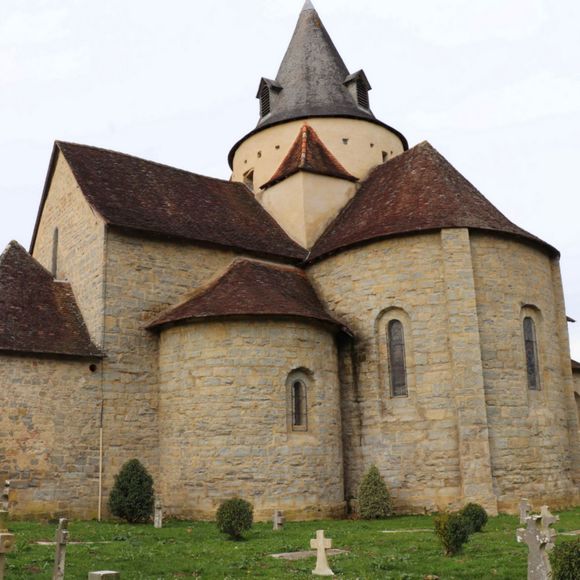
xmin=358 ymin=465 xmax=392 ymax=519
xmin=434 ymin=513 xmax=470 ymax=556
xmin=459 ymin=502 xmax=488 ymax=533
xmin=216 ymin=498 xmax=253 ymax=540
xmin=108 ymin=459 xmax=155 ymax=523
xmin=550 ymin=539 xmax=580 ymax=580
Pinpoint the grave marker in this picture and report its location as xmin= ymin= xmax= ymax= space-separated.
xmin=519 ymin=498 xmax=531 ymax=524
xmin=272 ymin=510 xmax=284 ymax=531
xmin=516 ymin=506 xmax=558 ymax=580
xmin=1 ymin=482 xmax=9 ymax=512
xmin=52 ymin=518 xmax=69 ymax=580
xmin=154 ymin=498 xmax=163 ymax=529
xmin=88 ymin=572 xmax=120 ymax=579
xmin=310 ymin=529 xmax=334 ymax=576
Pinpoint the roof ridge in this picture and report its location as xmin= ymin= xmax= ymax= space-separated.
xmin=56 ymin=141 xmax=237 ymax=187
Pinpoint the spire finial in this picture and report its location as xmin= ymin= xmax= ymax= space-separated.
xmin=302 ymin=0 xmax=315 ymax=11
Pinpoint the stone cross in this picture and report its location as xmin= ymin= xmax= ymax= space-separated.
xmin=519 ymin=498 xmax=532 ymax=524
xmin=516 ymin=509 xmax=558 ymax=580
xmin=52 ymin=518 xmax=69 ymax=580
xmin=310 ymin=529 xmax=334 ymax=576
xmin=1 ymin=482 xmax=9 ymax=512
xmin=88 ymin=572 xmax=120 ymax=579
xmin=272 ymin=510 xmax=285 ymax=531
xmin=154 ymin=498 xmax=163 ymax=529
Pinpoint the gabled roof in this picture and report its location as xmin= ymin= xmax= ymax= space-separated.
xmin=310 ymin=141 xmax=557 ymax=261
xmin=0 ymin=241 xmax=101 ymax=358
xmin=261 ymin=124 xmax=357 ymax=189
xmin=147 ymin=258 xmax=349 ymax=334
xmin=228 ymin=2 xmax=407 ymax=167
xmin=31 ymin=142 xmax=307 ymax=261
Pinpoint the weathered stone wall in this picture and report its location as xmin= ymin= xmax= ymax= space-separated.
xmin=309 ymin=229 xmax=579 ymax=514
xmin=0 ymin=355 xmax=100 ymax=519
xmin=32 ymin=152 xmax=106 ymax=343
xmin=308 ymin=231 xmax=470 ymax=513
xmin=470 ymin=232 xmax=580 ymax=511
xmin=98 ymin=232 xmax=237 ymax=512
xmin=157 ymin=319 xmax=344 ymax=521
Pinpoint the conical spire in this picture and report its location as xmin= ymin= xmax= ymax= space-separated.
xmin=255 ymin=2 xmax=376 ymax=130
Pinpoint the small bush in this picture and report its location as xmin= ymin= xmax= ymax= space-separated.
xmin=108 ymin=459 xmax=154 ymax=523
xmin=459 ymin=503 xmax=488 ymax=533
xmin=216 ymin=498 xmax=253 ymax=540
xmin=434 ymin=512 xmax=470 ymax=556
xmin=358 ymin=465 xmax=393 ymax=519
xmin=550 ymin=539 xmax=580 ymax=580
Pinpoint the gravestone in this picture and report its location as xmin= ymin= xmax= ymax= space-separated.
xmin=310 ymin=530 xmax=334 ymax=576
xmin=52 ymin=518 xmax=69 ymax=580
xmin=154 ymin=498 xmax=163 ymax=529
xmin=516 ymin=506 xmax=558 ymax=580
xmin=272 ymin=510 xmax=285 ymax=531
xmin=519 ymin=498 xmax=532 ymax=524
xmin=88 ymin=573 xmax=120 ymax=579
xmin=0 ymin=485 xmax=14 ymax=580
xmin=1 ymin=482 xmax=9 ymax=512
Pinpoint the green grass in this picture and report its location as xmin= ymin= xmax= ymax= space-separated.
xmin=3 ymin=508 xmax=579 ymax=579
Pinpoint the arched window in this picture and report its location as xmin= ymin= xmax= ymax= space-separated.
xmin=523 ymin=316 xmax=540 ymax=390
xmin=387 ymin=319 xmax=407 ymax=397
xmin=292 ymin=380 xmax=307 ymax=429
xmin=243 ymin=169 xmax=254 ymax=192
xmin=51 ymin=227 xmax=59 ymax=277
xmin=260 ymin=85 xmax=270 ymax=117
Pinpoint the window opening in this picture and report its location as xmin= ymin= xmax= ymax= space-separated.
xmin=388 ymin=319 xmax=408 ymax=397
xmin=51 ymin=227 xmax=59 ymax=277
xmin=243 ymin=169 xmax=254 ymax=192
xmin=356 ymin=78 xmax=370 ymax=109
xmin=291 ymin=379 xmax=307 ymax=429
xmin=523 ymin=317 xmax=540 ymax=390
xmin=260 ymin=85 xmax=270 ymax=117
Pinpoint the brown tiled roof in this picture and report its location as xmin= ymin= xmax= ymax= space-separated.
xmin=31 ymin=142 xmax=307 ymax=261
xmin=572 ymin=359 xmax=580 ymax=372
xmin=310 ymin=141 xmax=556 ymax=261
xmin=147 ymin=258 xmax=349 ymax=333
xmin=261 ymin=124 xmax=357 ymax=189
xmin=0 ymin=241 xmax=102 ymax=358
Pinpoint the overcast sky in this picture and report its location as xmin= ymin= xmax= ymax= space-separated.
xmin=1 ymin=0 xmax=579 ymax=358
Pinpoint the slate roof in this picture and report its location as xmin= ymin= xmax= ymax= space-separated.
xmin=228 ymin=1 xmax=407 ymax=167
xmin=147 ymin=258 xmax=349 ymax=334
xmin=0 ymin=241 xmax=102 ymax=358
xmin=572 ymin=359 xmax=580 ymax=372
xmin=310 ymin=141 xmax=556 ymax=261
xmin=261 ymin=124 xmax=357 ymax=189
xmin=31 ymin=142 xmax=307 ymax=261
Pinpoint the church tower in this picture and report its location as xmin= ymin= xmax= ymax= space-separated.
xmin=229 ymin=1 xmax=408 ymax=248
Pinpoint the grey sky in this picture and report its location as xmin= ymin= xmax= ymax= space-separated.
xmin=1 ymin=0 xmax=578 ymax=357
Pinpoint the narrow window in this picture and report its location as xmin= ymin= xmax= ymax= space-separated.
xmin=387 ymin=319 xmax=407 ymax=397
xmin=51 ymin=227 xmax=59 ymax=277
xmin=260 ymin=85 xmax=270 ymax=117
xmin=382 ymin=151 xmax=388 ymax=163
xmin=523 ymin=317 xmax=540 ymax=390
xmin=356 ymin=78 xmax=369 ymax=109
xmin=243 ymin=169 xmax=254 ymax=192
xmin=291 ymin=380 xmax=307 ymax=429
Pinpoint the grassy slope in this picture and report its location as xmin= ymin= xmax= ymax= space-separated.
xmin=4 ymin=508 xmax=579 ymax=579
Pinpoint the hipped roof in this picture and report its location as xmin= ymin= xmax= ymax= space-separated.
xmin=147 ymin=258 xmax=349 ymax=334
xmin=310 ymin=141 xmax=556 ymax=261
xmin=0 ymin=241 xmax=101 ymax=358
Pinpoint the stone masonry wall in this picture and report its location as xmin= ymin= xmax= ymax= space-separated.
xmin=308 ymin=232 xmax=466 ymax=513
xmin=98 ymin=232 xmax=237 ymax=514
xmin=32 ymin=152 xmax=106 ymax=343
xmin=157 ymin=319 xmax=344 ymax=521
xmin=470 ymin=232 xmax=579 ymax=511
xmin=0 ymin=355 xmax=100 ymax=518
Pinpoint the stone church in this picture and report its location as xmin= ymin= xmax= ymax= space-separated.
xmin=1 ymin=2 xmax=579 ymax=520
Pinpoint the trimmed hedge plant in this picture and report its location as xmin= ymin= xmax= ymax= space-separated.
xmin=460 ymin=502 xmax=488 ymax=533
xmin=108 ymin=459 xmax=155 ymax=523
xmin=550 ymin=539 xmax=580 ymax=580
xmin=358 ymin=465 xmax=393 ymax=519
xmin=216 ymin=498 xmax=253 ymax=540
xmin=434 ymin=513 xmax=470 ymax=556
